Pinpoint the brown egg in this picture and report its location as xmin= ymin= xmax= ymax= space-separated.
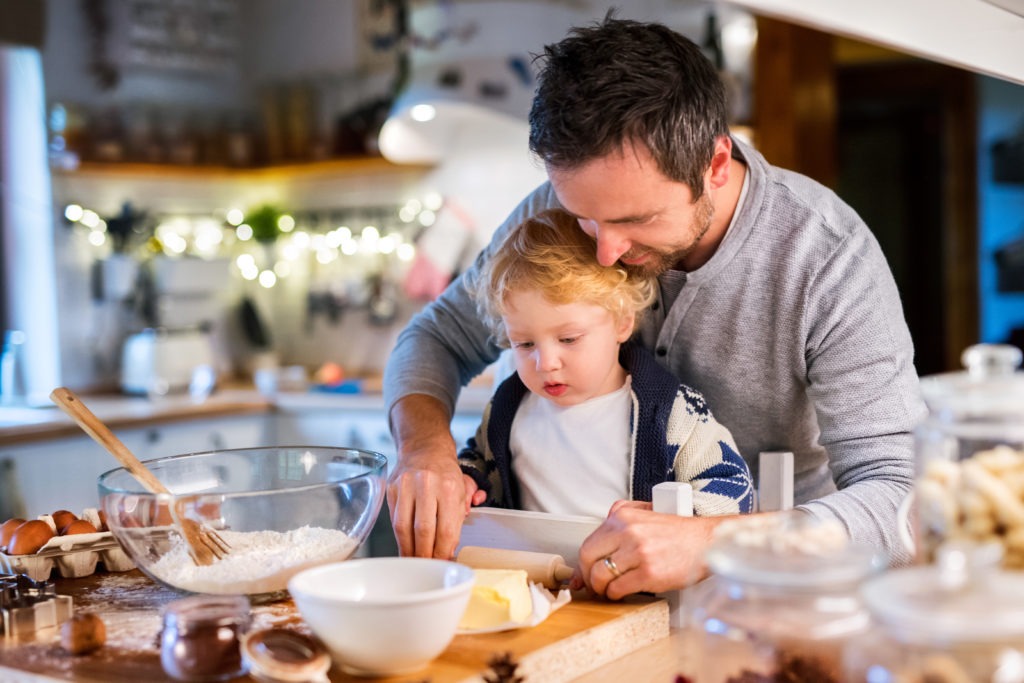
xmin=61 ymin=519 xmax=98 ymax=536
xmin=7 ymin=519 xmax=56 ymax=555
xmin=153 ymin=503 xmax=174 ymax=527
xmin=0 ymin=517 xmax=27 ymax=553
xmin=81 ymin=507 xmax=110 ymax=532
xmin=51 ymin=509 xmax=78 ymax=531
xmin=116 ymin=510 xmax=142 ymax=529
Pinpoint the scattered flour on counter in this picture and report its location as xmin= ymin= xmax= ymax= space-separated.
xmin=147 ymin=526 xmax=358 ymax=595
xmin=95 ymin=608 xmax=162 ymax=654
xmin=251 ymin=599 xmax=311 ymax=633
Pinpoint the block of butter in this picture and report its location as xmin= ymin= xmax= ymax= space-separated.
xmin=458 ymin=568 xmax=533 ymax=631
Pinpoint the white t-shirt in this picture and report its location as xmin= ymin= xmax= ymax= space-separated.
xmin=509 ymin=377 xmax=633 ymax=518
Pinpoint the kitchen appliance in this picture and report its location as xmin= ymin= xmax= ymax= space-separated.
xmin=120 ymin=328 xmax=215 ymax=396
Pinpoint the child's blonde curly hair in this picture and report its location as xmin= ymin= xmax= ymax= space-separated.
xmin=468 ymin=208 xmax=657 ymax=348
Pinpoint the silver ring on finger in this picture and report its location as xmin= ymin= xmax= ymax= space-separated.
xmin=603 ymin=555 xmax=623 ymax=579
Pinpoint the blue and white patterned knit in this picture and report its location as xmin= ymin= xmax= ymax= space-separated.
xmin=459 ymin=341 xmax=754 ymax=516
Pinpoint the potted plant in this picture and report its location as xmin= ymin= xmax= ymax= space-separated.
xmin=246 ymin=204 xmax=283 ymax=243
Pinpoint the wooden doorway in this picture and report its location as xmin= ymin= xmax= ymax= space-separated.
xmin=836 ymin=62 xmax=978 ymax=375
xmin=753 ymin=18 xmax=978 ymax=375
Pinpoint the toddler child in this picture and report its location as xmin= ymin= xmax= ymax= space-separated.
xmin=459 ymin=208 xmax=754 ymax=517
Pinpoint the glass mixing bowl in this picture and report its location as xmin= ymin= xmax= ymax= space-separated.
xmin=97 ymin=446 xmax=387 ymax=598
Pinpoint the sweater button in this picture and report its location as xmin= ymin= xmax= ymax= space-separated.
xmin=651 ymin=301 xmax=660 ymax=311
xmin=656 ymin=347 xmax=667 ymax=357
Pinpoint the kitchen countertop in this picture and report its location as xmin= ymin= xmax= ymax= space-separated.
xmin=0 ymin=384 xmax=494 ymax=447
xmin=0 ymin=570 xmax=692 ymax=682
xmin=0 ymin=389 xmax=273 ymax=445
xmin=0 ymin=382 xmax=694 ymax=682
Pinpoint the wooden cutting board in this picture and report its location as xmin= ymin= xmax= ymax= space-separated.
xmin=0 ymin=571 xmax=668 ymax=683
xmin=333 ymin=595 xmax=669 ymax=683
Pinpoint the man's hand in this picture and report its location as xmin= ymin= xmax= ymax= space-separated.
xmin=386 ymin=394 xmax=469 ymax=559
xmin=575 ymin=501 xmax=720 ymax=599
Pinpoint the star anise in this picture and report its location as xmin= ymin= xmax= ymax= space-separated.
xmin=484 ymin=652 xmax=523 ymax=683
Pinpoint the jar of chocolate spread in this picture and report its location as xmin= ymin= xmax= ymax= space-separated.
xmin=160 ymin=594 xmax=251 ymax=682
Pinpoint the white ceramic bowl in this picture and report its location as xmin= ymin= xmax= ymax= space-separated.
xmin=288 ymin=557 xmax=475 ymax=676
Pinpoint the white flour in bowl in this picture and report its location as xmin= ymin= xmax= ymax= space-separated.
xmin=146 ymin=526 xmax=359 ymax=595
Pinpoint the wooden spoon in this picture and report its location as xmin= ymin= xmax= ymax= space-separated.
xmin=50 ymin=387 xmax=229 ymax=566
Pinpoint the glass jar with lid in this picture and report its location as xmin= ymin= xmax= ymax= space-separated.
xmin=844 ymin=543 xmax=1024 ymax=682
xmin=914 ymin=343 xmax=1024 ymax=567
xmin=688 ymin=513 xmax=887 ymax=682
xmin=160 ymin=594 xmax=251 ymax=682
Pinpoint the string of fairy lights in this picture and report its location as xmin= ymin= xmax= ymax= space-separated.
xmin=61 ymin=193 xmax=445 ymax=289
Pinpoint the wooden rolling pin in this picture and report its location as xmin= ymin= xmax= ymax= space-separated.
xmin=456 ymin=546 xmax=575 ymax=589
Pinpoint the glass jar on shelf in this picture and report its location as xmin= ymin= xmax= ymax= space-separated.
xmin=914 ymin=343 xmax=1024 ymax=567
xmin=688 ymin=513 xmax=887 ymax=683
xmin=844 ymin=542 xmax=1024 ymax=682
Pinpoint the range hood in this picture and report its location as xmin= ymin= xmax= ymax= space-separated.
xmin=725 ymin=0 xmax=1024 ymax=84
xmin=984 ymin=0 xmax=1024 ymax=17
xmin=378 ymin=1 xmax=582 ymax=163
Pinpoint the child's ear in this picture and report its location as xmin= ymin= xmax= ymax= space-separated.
xmin=615 ymin=312 xmax=636 ymax=343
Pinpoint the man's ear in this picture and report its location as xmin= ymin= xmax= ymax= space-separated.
xmin=707 ymin=135 xmax=733 ymax=191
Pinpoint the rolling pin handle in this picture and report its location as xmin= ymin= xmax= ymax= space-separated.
xmin=456 ymin=545 xmax=573 ymax=589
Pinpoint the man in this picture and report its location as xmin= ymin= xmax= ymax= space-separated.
xmin=383 ymin=14 xmax=924 ymax=598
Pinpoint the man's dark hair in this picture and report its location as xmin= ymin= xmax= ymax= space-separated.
xmin=528 ymin=12 xmax=728 ymax=196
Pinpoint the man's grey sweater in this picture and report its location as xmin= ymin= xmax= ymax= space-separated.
xmin=384 ymin=138 xmax=926 ymax=564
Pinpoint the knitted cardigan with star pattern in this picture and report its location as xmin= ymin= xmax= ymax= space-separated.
xmin=458 ymin=341 xmax=755 ymax=516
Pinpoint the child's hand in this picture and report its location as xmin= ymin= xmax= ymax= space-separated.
xmin=462 ymin=474 xmax=487 ymax=514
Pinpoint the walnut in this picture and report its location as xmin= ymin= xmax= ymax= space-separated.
xmin=61 ymin=612 xmax=106 ymax=655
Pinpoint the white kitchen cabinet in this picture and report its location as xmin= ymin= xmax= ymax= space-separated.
xmin=728 ymin=0 xmax=1024 ymax=87
xmin=0 ymin=414 xmax=270 ymax=518
xmin=0 ymin=433 xmax=139 ymax=519
xmin=269 ymin=409 xmax=396 ymax=458
xmin=267 ymin=408 xmax=483 ymax=467
xmin=131 ymin=414 xmax=269 ymax=460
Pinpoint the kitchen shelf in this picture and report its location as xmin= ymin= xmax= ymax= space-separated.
xmin=52 ymin=156 xmax=433 ymax=182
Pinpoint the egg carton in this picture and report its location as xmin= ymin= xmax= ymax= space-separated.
xmin=1 ymin=508 xmax=137 ymax=583
xmin=0 ymin=531 xmax=135 ymax=581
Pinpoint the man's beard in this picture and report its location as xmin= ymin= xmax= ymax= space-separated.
xmin=621 ymin=193 xmax=714 ymax=278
